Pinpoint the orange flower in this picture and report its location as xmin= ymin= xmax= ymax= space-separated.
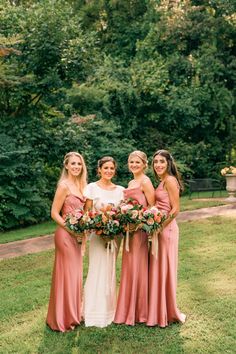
xmin=221 ymin=166 xmax=236 ymax=176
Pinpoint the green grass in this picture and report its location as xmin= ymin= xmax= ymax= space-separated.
xmin=0 ymin=191 xmax=229 ymax=244
xmin=0 ymin=221 xmax=56 ymax=244
xmin=180 ymin=194 xmax=227 ymax=211
xmin=0 ymin=216 xmax=236 ymax=353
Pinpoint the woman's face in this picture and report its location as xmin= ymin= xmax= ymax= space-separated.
xmin=128 ymin=155 xmax=145 ymax=175
xmin=153 ymin=154 xmax=168 ymax=177
xmin=98 ymin=161 xmax=116 ymax=180
xmin=66 ymin=155 xmax=83 ymax=177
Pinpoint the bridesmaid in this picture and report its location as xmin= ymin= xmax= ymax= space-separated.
xmin=114 ymin=150 xmax=155 ymax=325
xmin=147 ymin=149 xmax=186 ymax=327
xmin=84 ymin=156 xmax=124 ymax=327
xmin=46 ymin=151 xmax=87 ymax=332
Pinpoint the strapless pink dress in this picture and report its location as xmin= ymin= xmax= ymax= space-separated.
xmin=46 ymin=195 xmax=85 ymax=332
xmin=147 ymin=181 xmax=185 ymax=327
xmin=114 ymin=187 xmax=148 ymax=325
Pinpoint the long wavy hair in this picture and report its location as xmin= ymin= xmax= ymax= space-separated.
xmin=152 ymin=149 xmax=184 ymax=194
xmin=58 ymin=151 xmax=87 ymax=192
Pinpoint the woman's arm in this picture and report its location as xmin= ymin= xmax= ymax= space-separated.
xmin=51 ymin=184 xmax=68 ymax=229
xmin=142 ymin=177 xmax=155 ymax=206
xmin=162 ymin=176 xmax=180 ymax=229
xmin=84 ymin=198 xmax=93 ymax=211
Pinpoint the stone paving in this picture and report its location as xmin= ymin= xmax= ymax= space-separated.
xmin=0 ymin=204 xmax=236 ymax=261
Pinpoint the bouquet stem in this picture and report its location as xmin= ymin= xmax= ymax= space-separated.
xmin=151 ymin=230 xmax=159 ymax=259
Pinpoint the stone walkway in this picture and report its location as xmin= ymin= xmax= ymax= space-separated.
xmin=0 ymin=204 xmax=236 ymax=261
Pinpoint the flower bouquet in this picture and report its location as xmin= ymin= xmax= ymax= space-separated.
xmin=87 ymin=205 xmax=123 ymax=250
xmin=140 ymin=206 xmax=166 ymax=234
xmin=65 ymin=208 xmax=87 ymax=244
xmin=140 ymin=206 xmax=166 ymax=259
xmin=118 ymin=198 xmax=143 ymax=251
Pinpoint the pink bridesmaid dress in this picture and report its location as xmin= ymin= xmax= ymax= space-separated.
xmin=114 ymin=187 xmax=148 ymax=325
xmin=46 ymin=195 xmax=85 ymax=332
xmin=147 ymin=180 xmax=185 ymax=327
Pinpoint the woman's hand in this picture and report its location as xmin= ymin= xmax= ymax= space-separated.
xmin=125 ymin=223 xmax=140 ymax=233
xmin=68 ymin=230 xmax=84 ymax=243
xmin=75 ymin=232 xmax=84 ymax=243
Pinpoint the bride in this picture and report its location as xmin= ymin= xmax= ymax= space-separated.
xmin=84 ymin=156 xmax=124 ymax=327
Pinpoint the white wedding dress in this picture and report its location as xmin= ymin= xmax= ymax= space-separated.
xmin=84 ymin=182 xmax=124 ymax=327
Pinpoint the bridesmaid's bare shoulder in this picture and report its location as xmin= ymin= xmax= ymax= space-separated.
xmin=57 ymin=181 xmax=70 ymax=194
xmin=141 ymin=175 xmax=152 ymax=185
xmin=165 ymin=175 xmax=179 ymax=190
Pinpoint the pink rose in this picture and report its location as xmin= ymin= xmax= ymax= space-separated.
xmin=121 ymin=204 xmax=133 ymax=213
xmin=143 ymin=210 xmax=150 ymax=217
xmin=109 ymin=211 xmax=116 ymax=216
xmin=149 ymin=207 xmax=159 ymax=215
xmin=75 ymin=211 xmax=83 ymax=219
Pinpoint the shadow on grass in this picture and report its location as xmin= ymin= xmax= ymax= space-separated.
xmin=38 ymin=325 xmax=80 ymax=354
xmin=38 ymin=322 xmax=185 ymax=354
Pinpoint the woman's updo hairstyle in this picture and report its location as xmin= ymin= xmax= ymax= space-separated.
xmin=128 ymin=150 xmax=148 ymax=171
xmin=97 ymin=156 xmax=117 ymax=176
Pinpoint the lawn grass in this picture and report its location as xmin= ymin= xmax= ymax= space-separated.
xmin=0 ymin=216 xmax=236 ymax=353
xmin=0 ymin=191 xmax=229 ymax=244
xmin=180 ymin=195 xmax=227 ymax=211
xmin=0 ymin=221 xmax=56 ymax=244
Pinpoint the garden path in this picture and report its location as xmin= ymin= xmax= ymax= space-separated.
xmin=0 ymin=204 xmax=236 ymax=260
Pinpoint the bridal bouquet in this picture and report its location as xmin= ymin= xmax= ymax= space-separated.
xmin=88 ymin=205 xmax=123 ymax=242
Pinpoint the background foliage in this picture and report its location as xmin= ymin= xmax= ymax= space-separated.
xmin=0 ymin=0 xmax=235 ymax=229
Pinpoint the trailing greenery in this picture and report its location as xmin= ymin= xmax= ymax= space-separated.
xmin=0 ymin=0 xmax=235 ymax=229
xmin=0 ymin=217 xmax=236 ymax=353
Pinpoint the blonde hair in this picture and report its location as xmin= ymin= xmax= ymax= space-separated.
xmin=58 ymin=152 xmax=87 ymax=192
xmin=128 ymin=150 xmax=148 ymax=170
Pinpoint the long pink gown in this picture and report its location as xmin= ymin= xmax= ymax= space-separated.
xmin=147 ymin=180 xmax=185 ymax=327
xmin=114 ymin=186 xmax=148 ymax=325
xmin=46 ymin=195 xmax=85 ymax=332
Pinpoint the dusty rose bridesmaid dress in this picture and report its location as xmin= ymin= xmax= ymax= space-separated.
xmin=46 ymin=195 xmax=85 ymax=332
xmin=114 ymin=187 xmax=148 ymax=325
xmin=147 ymin=181 xmax=185 ymax=327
